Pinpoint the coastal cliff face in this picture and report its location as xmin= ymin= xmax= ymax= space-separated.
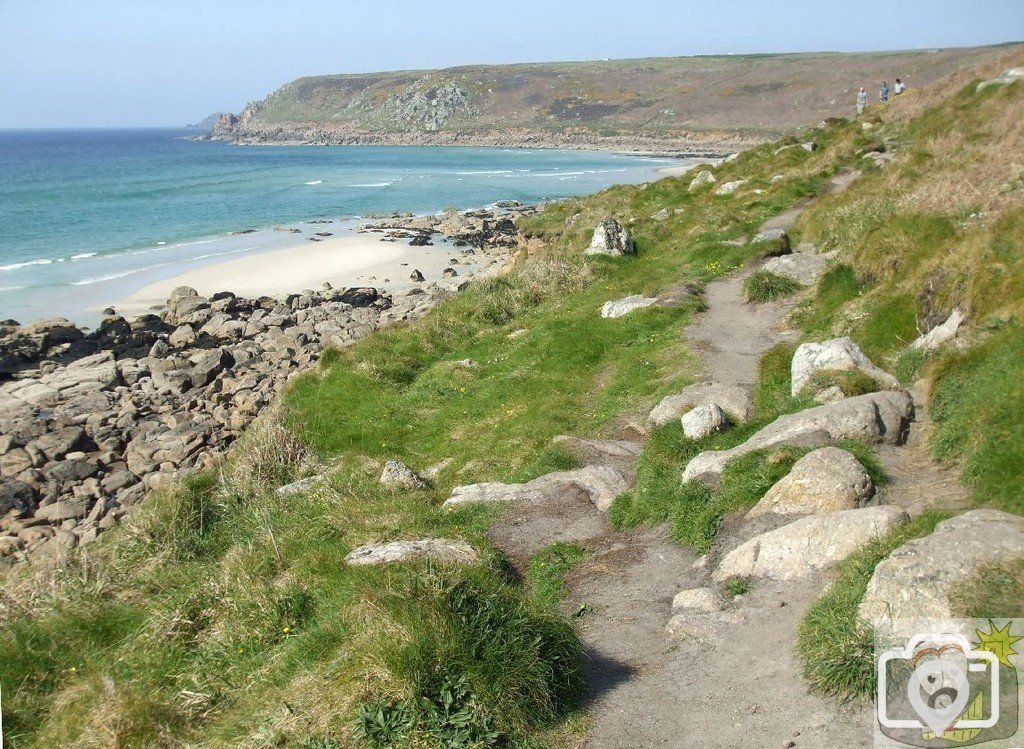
xmin=210 ymin=45 xmax=1018 ymax=151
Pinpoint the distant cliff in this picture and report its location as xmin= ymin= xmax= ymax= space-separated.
xmin=209 ymin=45 xmax=1018 ymax=151
xmin=187 ymin=112 xmax=230 ymax=131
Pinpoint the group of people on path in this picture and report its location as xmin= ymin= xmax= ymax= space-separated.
xmin=857 ymin=77 xmax=906 ymax=114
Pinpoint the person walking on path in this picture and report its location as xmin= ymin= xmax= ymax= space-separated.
xmin=857 ymin=87 xmax=868 ymax=114
xmin=894 ymin=78 xmax=906 ymax=95
xmin=880 ymin=81 xmax=890 ymax=103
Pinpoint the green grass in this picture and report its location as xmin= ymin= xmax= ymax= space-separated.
xmin=801 ymin=368 xmax=881 ymax=399
xmin=741 ymin=270 xmax=803 ymax=303
xmin=930 ymin=324 xmax=1024 ymax=514
xmin=951 ymin=559 xmax=1024 ymax=619
xmin=797 ymin=511 xmax=949 ymax=700
xmin=723 ymin=577 xmax=751 ymax=598
xmin=527 ymin=542 xmax=592 ymax=608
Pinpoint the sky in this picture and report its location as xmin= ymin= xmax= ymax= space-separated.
xmin=1 ymin=0 xmax=1022 ymax=128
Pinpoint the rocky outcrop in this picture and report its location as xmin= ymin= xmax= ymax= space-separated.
xmin=712 ymin=505 xmax=908 ymax=582
xmin=345 ymin=538 xmax=480 ymax=566
xmin=683 ymin=391 xmax=913 ymax=484
xmin=648 ymin=382 xmax=754 ymax=427
xmin=746 ymin=447 xmax=874 ymax=518
xmin=358 ymin=205 xmax=526 ymax=251
xmin=858 ymin=510 xmax=1024 ymax=637
xmin=601 ymin=295 xmax=657 ymax=318
xmin=790 ymin=337 xmax=900 ymax=397
xmin=585 ymin=217 xmax=636 ymax=257
xmin=689 ymin=170 xmax=716 ymax=191
xmin=443 ymin=465 xmax=630 ymax=512
xmin=0 ymin=275 xmax=482 ymax=562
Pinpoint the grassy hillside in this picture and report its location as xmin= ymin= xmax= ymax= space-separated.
xmin=3 ymin=50 xmax=1023 ymax=747
xmin=213 ymin=45 xmax=1019 ymax=149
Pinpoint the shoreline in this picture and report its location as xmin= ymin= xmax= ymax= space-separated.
xmin=111 ymin=231 xmax=485 ymax=318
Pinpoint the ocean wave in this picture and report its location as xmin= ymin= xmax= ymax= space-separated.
xmin=70 ymin=269 xmax=145 ymax=285
xmin=453 ymin=169 xmax=530 ymax=176
xmin=0 ymin=257 xmax=54 ymax=272
xmin=305 ymin=180 xmax=323 ymax=185
xmin=70 ymin=252 xmax=97 ymax=260
xmin=347 ymin=182 xmax=393 ymax=188
xmin=0 ymin=285 xmax=26 ymax=292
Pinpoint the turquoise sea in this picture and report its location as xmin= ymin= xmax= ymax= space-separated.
xmin=0 ymin=129 xmax=673 ymax=325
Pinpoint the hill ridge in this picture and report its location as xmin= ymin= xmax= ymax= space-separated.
xmin=211 ymin=44 xmax=1019 ymax=152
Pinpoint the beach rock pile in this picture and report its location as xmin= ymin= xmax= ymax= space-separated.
xmin=358 ymin=205 xmax=531 ymax=251
xmin=0 ymin=280 xmax=465 ymax=562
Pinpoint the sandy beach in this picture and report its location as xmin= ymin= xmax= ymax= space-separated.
xmin=113 ymin=233 xmax=481 ymax=317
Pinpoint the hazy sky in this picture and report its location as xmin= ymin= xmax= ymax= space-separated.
xmin=1 ymin=0 xmax=1021 ymax=127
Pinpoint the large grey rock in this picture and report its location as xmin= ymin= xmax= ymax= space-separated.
xmin=444 ymin=465 xmax=630 ymax=512
xmin=0 ymin=478 xmax=35 ymax=514
xmin=648 ymin=382 xmax=754 ymax=427
xmin=791 ymin=337 xmax=900 ymax=397
xmin=584 ymin=217 xmax=636 ymax=257
xmin=688 ymin=170 xmax=717 ymax=191
xmin=746 ymin=447 xmax=874 ymax=518
xmin=672 ymin=587 xmax=723 ymax=613
xmin=911 ymin=308 xmax=965 ymax=352
xmin=761 ymin=253 xmax=832 ymax=286
xmin=345 ymin=538 xmax=480 ymax=566
xmin=379 ymin=460 xmax=428 ymax=490
xmin=681 ymin=403 xmax=729 ymax=439
xmin=276 ymin=476 xmax=319 ymax=497
xmin=601 ymin=295 xmax=657 ymax=319
xmin=858 ymin=510 xmax=1024 ymax=638
xmin=713 ymin=505 xmax=908 ymax=582
xmin=683 ymin=391 xmax=913 ymax=484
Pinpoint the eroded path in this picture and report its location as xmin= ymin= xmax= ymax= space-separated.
xmin=486 ymin=168 xmax=969 ymax=747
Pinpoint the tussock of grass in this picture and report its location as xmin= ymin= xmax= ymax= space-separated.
xmin=930 ymin=323 xmax=1024 ymax=514
xmin=802 ymin=368 xmax=881 ymax=399
xmin=742 ymin=270 xmax=803 ymax=303
xmin=797 ymin=511 xmax=949 ymax=700
xmin=723 ymin=577 xmax=751 ymax=598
